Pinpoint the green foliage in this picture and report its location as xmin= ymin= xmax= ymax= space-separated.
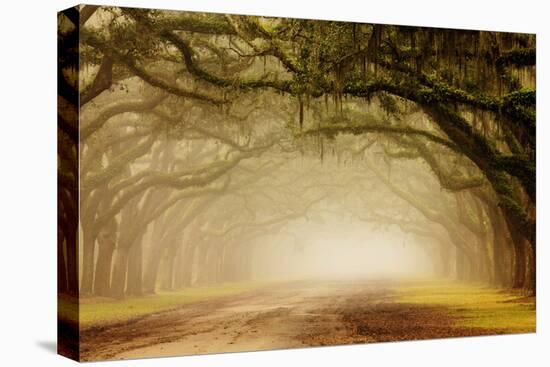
xmin=501 ymin=89 xmax=536 ymax=128
xmin=497 ymin=48 xmax=536 ymax=68
xmin=504 ymin=89 xmax=536 ymax=107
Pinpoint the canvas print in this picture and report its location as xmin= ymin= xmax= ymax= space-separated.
xmin=57 ymin=4 xmax=536 ymax=362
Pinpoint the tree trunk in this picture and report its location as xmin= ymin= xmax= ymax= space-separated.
xmin=126 ymin=235 xmax=144 ymax=296
xmin=438 ymin=242 xmax=451 ymax=278
xmin=205 ymin=244 xmax=223 ymax=284
xmin=143 ymin=245 xmax=165 ymax=294
xmin=160 ymin=247 xmax=177 ymax=291
xmin=173 ymin=247 xmax=186 ymax=289
xmin=80 ymin=229 xmax=96 ymax=294
xmin=488 ymin=206 xmax=512 ymax=287
xmin=110 ymin=246 xmax=130 ymax=298
xmin=195 ymin=244 xmax=210 ymax=285
xmin=214 ymin=245 xmax=224 ymax=283
xmin=456 ymin=250 xmax=467 ymax=281
xmin=93 ymin=236 xmax=115 ymax=296
xmin=476 ymin=236 xmax=493 ymax=283
xmin=181 ymin=245 xmax=195 ymax=287
xmin=512 ymin=240 xmax=526 ymax=289
xmin=57 ymin=232 xmax=68 ymax=294
xmin=222 ymin=243 xmax=238 ymax=281
xmin=65 ymin=225 xmax=79 ymax=295
xmin=525 ymin=244 xmax=536 ymax=295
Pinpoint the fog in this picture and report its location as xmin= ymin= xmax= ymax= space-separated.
xmin=254 ymin=218 xmax=435 ymax=280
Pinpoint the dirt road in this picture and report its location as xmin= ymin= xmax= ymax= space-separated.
xmin=80 ymin=279 xmax=498 ymax=361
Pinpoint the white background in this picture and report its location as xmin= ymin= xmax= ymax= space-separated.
xmin=0 ymin=0 xmax=547 ymax=365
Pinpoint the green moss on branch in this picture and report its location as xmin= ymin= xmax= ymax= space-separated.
xmin=497 ymin=48 xmax=536 ymax=67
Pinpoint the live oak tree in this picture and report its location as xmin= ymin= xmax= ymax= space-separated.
xmin=57 ymin=6 xmax=536 ymax=299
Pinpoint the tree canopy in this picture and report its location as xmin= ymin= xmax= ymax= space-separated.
xmin=57 ymin=5 xmax=536 ymax=301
